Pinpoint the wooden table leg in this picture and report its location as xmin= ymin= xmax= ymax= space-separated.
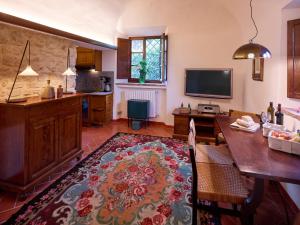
xmin=240 ymin=178 xmax=264 ymax=225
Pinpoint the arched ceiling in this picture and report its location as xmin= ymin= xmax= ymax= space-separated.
xmin=0 ymin=0 xmax=296 ymax=46
xmin=0 ymin=0 xmax=131 ymax=45
xmin=283 ymin=0 xmax=300 ymax=8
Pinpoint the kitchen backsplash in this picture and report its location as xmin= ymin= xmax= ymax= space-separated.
xmin=0 ymin=22 xmax=77 ymax=101
xmin=76 ymin=70 xmax=114 ymax=92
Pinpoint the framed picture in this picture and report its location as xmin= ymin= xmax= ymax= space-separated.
xmin=252 ymin=58 xmax=264 ymax=81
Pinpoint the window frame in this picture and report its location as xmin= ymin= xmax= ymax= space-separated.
xmin=129 ymin=35 xmax=167 ymax=83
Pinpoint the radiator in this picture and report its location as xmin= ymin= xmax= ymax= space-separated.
xmin=124 ymin=90 xmax=158 ymax=117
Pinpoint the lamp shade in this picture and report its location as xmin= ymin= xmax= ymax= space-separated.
xmin=233 ymin=42 xmax=271 ymax=59
xmin=18 ymin=65 xmax=39 ymax=76
xmin=62 ymin=67 xmax=76 ymax=76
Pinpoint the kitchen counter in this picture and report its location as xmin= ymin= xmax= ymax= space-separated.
xmin=84 ymin=91 xmax=112 ymax=96
xmin=0 ymin=93 xmax=86 ymax=107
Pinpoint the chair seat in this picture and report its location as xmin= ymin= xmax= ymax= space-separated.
xmin=196 ymin=144 xmax=234 ymax=165
xmin=197 ymin=163 xmax=249 ymax=204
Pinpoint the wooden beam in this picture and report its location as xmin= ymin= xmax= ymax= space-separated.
xmin=0 ymin=12 xmax=117 ymax=50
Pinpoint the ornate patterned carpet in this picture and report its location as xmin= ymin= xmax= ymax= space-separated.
xmin=5 ymin=133 xmax=218 ymax=225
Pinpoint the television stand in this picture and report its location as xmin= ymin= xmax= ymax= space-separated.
xmin=172 ymin=108 xmax=226 ymax=142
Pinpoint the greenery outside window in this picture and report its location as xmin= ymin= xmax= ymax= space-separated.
xmin=129 ymin=35 xmax=168 ymax=83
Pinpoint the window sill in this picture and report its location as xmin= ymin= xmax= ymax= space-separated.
xmin=115 ymin=82 xmax=167 ymax=90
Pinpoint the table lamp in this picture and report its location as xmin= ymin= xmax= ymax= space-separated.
xmin=6 ymin=40 xmax=39 ymax=103
xmin=62 ymin=48 xmax=76 ymax=94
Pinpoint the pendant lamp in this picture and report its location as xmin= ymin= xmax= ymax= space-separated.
xmin=6 ymin=40 xmax=39 ymax=103
xmin=62 ymin=48 xmax=76 ymax=94
xmin=233 ymin=0 xmax=271 ymax=59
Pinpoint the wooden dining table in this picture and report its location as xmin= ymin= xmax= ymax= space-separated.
xmin=216 ymin=115 xmax=300 ymax=224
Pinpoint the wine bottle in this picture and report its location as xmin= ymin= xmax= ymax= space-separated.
xmin=275 ymin=104 xmax=284 ymax=125
xmin=267 ymin=102 xmax=275 ymax=123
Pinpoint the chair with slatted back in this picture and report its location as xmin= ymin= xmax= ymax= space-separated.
xmin=188 ymin=120 xmax=251 ymax=225
xmin=217 ymin=109 xmax=260 ymax=144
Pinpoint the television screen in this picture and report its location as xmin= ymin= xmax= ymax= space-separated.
xmin=185 ymin=69 xmax=232 ymax=99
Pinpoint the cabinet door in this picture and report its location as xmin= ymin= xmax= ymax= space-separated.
xmin=287 ymin=19 xmax=300 ymax=99
xmin=90 ymin=96 xmax=105 ymax=125
xmin=76 ymin=47 xmax=95 ymax=67
xmin=174 ymin=116 xmax=189 ymax=135
xmin=28 ymin=117 xmax=58 ymax=181
xmin=59 ymin=111 xmax=81 ymax=161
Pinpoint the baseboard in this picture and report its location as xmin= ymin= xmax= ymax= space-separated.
xmin=113 ymin=118 xmax=173 ymax=128
xmin=279 ymin=183 xmax=300 ymax=214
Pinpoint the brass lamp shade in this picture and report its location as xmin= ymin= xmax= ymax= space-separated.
xmin=233 ymin=42 xmax=271 ymax=59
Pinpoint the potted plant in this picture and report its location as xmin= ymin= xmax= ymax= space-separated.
xmin=138 ymin=60 xmax=147 ymax=84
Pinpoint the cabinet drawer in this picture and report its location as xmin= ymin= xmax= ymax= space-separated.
xmin=29 ymin=102 xmax=59 ymax=118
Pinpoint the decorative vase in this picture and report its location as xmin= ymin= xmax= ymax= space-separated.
xmin=139 ymin=71 xmax=146 ymax=84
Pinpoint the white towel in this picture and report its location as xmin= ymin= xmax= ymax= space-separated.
xmin=236 ymin=118 xmax=255 ymax=128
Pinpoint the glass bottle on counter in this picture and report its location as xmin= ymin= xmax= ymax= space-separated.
xmin=267 ymin=102 xmax=275 ymax=123
xmin=275 ymin=104 xmax=284 ymax=125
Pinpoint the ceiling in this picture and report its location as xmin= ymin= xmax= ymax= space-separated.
xmin=284 ymin=0 xmax=300 ymax=8
xmin=0 ymin=0 xmax=131 ymax=45
xmin=0 ymin=0 xmax=298 ymax=46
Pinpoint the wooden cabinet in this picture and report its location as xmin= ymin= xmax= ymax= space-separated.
xmin=88 ymin=94 xmax=113 ymax=126
xmin=0 ymin=94 xmax=83 ymax=192
xmin=28 ymin=117 xmax=58 ymax=181
xmin=59 ymin=111 xmax=81 ymax=161
xmin=173 ymin=108 xmax=219 ymax=142
xmin=287 ymin=19 xmax=300 ymax=99
xmin=76 ymin=47 xmax=102 ymax=71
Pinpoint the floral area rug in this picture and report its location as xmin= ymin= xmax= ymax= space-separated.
xmin=5 ymin=133 xmax=220 ymax=225
xmin=5 ymin=133 xmax=191 ymax=225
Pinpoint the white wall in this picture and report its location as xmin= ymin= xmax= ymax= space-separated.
xmin=279 ymin=7 xmax=300 ymax=209
xmin=115 ymin=0 xmax=289 ymax=125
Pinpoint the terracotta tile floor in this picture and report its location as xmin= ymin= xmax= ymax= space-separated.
xmin=0 ymin=120 xmax=298 ymax=224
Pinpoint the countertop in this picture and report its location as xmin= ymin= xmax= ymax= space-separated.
xmin=0 ymin=93 xmax=86 ymax=107
xmin=85 ymin=91 xmax=112 ymax=96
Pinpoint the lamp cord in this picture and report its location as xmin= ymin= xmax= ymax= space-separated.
xmin=67 ymin=48 xmax=70 ymax=68
xmin=28 ymin=40 xmax=31 ymax=65
xmin=249 ymin=0 xmax=258 ymax=43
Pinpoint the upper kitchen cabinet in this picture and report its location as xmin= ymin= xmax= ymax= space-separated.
xmin=76 ymin=47 xmax=102 ymax=71
xmin=287 ymin=19 xmax=300 ymax=99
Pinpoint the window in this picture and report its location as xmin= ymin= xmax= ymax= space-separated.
xmin=129 ymin=35 xmax=168 ymax=83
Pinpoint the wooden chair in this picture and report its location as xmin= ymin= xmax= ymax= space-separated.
xmin=188 ymin=120 xmax=251 ymax=225
xmin=189 ymin=119 xmax=234 ymax=165
xmin=217 ymin=109 xmax=260 ymax=144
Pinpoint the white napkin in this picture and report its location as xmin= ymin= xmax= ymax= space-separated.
xmin=236 ymin=118 xmax=255 ymax=128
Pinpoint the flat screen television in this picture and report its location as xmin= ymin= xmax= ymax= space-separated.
xmin=185 ymin=68 xmax=233 ymax=99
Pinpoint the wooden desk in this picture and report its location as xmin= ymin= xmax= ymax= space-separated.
xmin=216 ymin=116 xmax=300 ymax=224
xmin=217 ymin=116 xmax=300 ymax=185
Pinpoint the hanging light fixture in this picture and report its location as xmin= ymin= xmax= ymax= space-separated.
xmin=62 ymin=48 xmax=76 ymax=94
xmin=6 ymin=40 xmax=39 ymax=103
xmin=233 ymin=0 xmax=271 ymax=59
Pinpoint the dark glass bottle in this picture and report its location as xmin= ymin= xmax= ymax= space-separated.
xmin=267 ymin=102 xmax=275 ymax=123
xmin=275 ymin=104 xmax=284 ymax=125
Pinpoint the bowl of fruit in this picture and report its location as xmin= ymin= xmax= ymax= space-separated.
xmin=268 ymin=130 xmax=293 ymax=154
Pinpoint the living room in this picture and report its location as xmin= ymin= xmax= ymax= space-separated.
xmin=0 ymin=0 xmax=299 ymax=224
